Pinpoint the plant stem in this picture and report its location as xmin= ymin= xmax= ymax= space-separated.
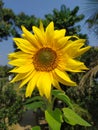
xmin=43 ymin=95 xmax=53 ymax=130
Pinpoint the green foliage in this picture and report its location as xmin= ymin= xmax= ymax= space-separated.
xmin=26 ymin=90 xmax=91 ymax=130
xmin=0 ymin=65 xmax=11 ymax=78
xmin=0 ymin=0 xmax=38 ymax=41
xmin=0 ymin=0 xmax=15 ymax=41
xmin=63 ymin=108 xmax=91 ymax=126
xmin=44 ymin=5 xmax=85 ymax=37
xmin=0 ymin=79 xmax=23 ymax=130
xmin=52 ymin=89 xmax=73 ymax=108
xmin=45 ymin=108 xmax=63 ymax=130
xmin=32 ymin=126 xmax=41 ymax=130
xmin=45 ymin=107 xmax=91 ymax=130
xmin=25 ymin=101 xmax=44 ymax=111
xmin=24 ymin=95 xmax=45 ymax=111
xmin=15 ymin=12 xmax=38 ymax=30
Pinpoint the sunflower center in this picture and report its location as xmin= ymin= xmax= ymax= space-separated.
xmin=33 ymin=47 xmax=57 ymax=71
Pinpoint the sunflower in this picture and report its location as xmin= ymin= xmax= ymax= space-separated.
xmin=8 ymin=21 xmax=90 ymax=100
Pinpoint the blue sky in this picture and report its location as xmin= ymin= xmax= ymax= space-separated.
xmin=0 ymin=0 xmax=97 ymax=65
xmin=3 ymin=0 xmax=83 ymax=17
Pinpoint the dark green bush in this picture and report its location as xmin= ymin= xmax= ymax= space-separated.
xmin=0 ymin=79 xmax=24 ymax=130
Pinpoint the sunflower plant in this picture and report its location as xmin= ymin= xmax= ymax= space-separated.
xmin=8 ymin=21 xmax=91 ymax=130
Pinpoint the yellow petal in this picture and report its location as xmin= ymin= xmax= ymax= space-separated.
xmin=11 ymin=74 xmax=25 ymax=83
xmin=8 ymin=51 xmax=32 ymax=60
xmin=55 ymin=37 xmax=70 ymax=50
xmin=50 ymin=72 xmax=62 ymax=90
xmin=33 ymin=26 xmax=45 ymax=46
xmin=63 ymin=40 xmax=84 ymax=57
xmin=13 ymin=38 xmax=36 ymax=54
xmin=65 ymin=57 xmax=89 ymax=72
xmin=54 ymin=69 xmax=77 ymax=86
xmin=37 ymin=72 xmax=52 ymax=99
xmin=52 ymin=79 xmax=62 ymax=90
xmin=63 ymin=39 xmax=90 ymax=58
xmin=25 ymin=72 xmax=40 ymax=97
xmin=46 ymin=22 xmax=54 ymax=44
xmin=10 ymin=64 xmax=34 ymax=73
xmin=19 ymin=70 xmax=36 ymax=88
xmin=8 ymin=59 xmax=32 ymax=66
xmin=54 ymin=29 xmax=66 ymax=39
xmin=39 ymin=21 xmax=44 ymax=33
xmin=21 ymin=26 xmax=40 ymax=48
xmin=75 ymin=46 xmax=91 ymax=57
xmin=58 ymin=54 xmax=89 ymax=72
xmin=10 ymin=71 xmax=32 ymax=83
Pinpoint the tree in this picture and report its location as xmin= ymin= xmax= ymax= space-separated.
xmin=0 ymin=0 xmax=38 ymax=41
xmin=0 ymin=65 xmax=11 ymax=78
xmin=0 ymin=0 xmax=15 ymax=41
xmin=44 ymin=5 xmax=85 ymax=37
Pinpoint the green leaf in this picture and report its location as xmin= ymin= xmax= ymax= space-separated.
xmin=45 ymin=108 xmax=63 ymax=130
xmin=25 ymin=101 xmax=44 ymax=110
xmin=63 ymin=108 xmax=91 ymax=126
xmin=32 ymin=126 xmax=41 ymax=130
xmin=24 ymin=96 xmax=43 ymax=104
xmin=52 ymin=90 xmax=73 ymax=108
